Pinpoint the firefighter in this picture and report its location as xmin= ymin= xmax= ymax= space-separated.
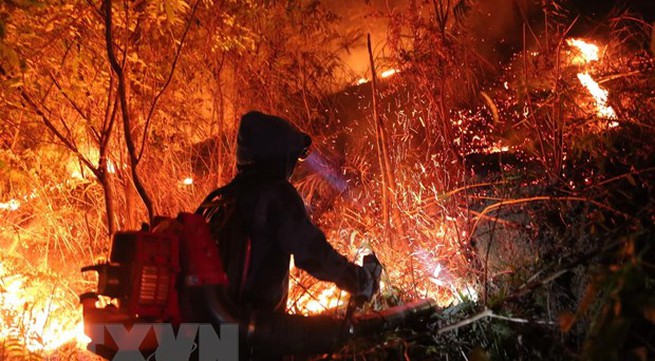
xmin=197 ymin=111 xmax=381 ymax=359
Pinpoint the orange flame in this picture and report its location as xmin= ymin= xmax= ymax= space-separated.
xmin=355 ymin=68 xmax=398 ymax=85
xmin=576 ymin=72 xmax=617 ymax=120
xmin=0 ymin=199 xmax=21 ymax=211
xmin=380 ymin=68 xmax=397 ymax=78
xmin=567 ymin=38 xmax=600 ymax=64
xmin=0 ymin=261 xmax=88 ymax=352
xmin=567 ymin=38 xmax=617 ymax=123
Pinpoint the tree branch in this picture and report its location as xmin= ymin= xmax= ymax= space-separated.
xmin=104 ymin=0 xmax=154 ymax=223
xmin=20 ymin=90 xmax=97 ymax=175
xmin=48 ymin=71 xmax=90 ymax=123
xmin=137 ymin=0 xmax=200 ymax=163
xmin=467 ymin=195 xmax=630 ymax=248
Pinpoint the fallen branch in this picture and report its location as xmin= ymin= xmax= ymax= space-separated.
xmin=435 ymin=204 xmax=649 ymax=339
xmin=437 ymin=307 xmax=556 ymax=336
xmin=437 ymin=308 xmax=493 ymax=335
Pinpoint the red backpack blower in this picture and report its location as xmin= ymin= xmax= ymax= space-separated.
xmin=79 ymin=213 xmax=438 ymax=359
xmin=79 ymin=212 xmax=231 ymax=359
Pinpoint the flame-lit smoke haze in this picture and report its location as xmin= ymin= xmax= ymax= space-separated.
xmin=324 ymin=0 xmax=543 ymax=79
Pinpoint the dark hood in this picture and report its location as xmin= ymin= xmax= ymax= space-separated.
xmin=236 ymin=111 xmax=311 ymax=179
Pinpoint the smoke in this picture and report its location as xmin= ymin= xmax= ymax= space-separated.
xmin=324 ymin=0 xmax=543 ymax=76
xmin=468 ymin=0 xmax=542 ymax=64
xmin=323 ymin=0 xmax=404 ymax=77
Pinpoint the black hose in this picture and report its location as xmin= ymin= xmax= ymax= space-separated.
xmin=184 ymin=285 xmax=344 ymax=356
xmin=187 ymin=284 xmax=438 ymax=356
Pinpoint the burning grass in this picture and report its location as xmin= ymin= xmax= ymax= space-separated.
xmin=0 ymin=259 xmax=88 ymax=353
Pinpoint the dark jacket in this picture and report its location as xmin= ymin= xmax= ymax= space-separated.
xmin=200 ymin=111 xmax=370 ymax=313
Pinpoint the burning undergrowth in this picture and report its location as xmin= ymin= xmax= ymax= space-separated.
xmin=0 ymin=259 xmax=87 ymax=355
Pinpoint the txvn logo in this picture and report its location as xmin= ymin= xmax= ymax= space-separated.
xmin=85 ymin=323 xmax=238 ymax=361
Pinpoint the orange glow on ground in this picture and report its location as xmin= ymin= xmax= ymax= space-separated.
xmin=0 ymin=260 xmax=87 ymax=353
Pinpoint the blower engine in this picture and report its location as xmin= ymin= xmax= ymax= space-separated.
xmin=79 ymin=213 xmax=438 ymax=359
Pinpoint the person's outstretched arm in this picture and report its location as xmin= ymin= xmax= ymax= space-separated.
xmin=268 ymin=182 xmax=375 ymax=298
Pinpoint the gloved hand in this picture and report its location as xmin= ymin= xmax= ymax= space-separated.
xmin=354 ymin=253 xmax=382 ymax=303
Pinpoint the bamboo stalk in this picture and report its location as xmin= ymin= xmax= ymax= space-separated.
xmin=367 ymin=34 xmax=391 ymax=237
xmin=367 ymin=34 xmax=405 ymax=245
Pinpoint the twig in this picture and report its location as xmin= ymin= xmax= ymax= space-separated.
xmin=367 ymin=33 xmax=390 ymax=236
xmin=594 ymin=167 xmax=655 ymax=188
xmin=437 ymin=306 xmax=556 ymax=336
xmin=467 ymin=195 xmax=629 ymax=248
xmin=19 ymin=91 xmax=97 ymax=174
xmin=442 ymin=181 xmax=505 ymax=199
xmin=488 ymin=313 xmax=555 ymax=325
xmin=47 ymin=71 xmax=90 ymax=123
xmin=597 ymin=70 xmax=643 ymax=84
xmin=437 ymin=308 xmax=493 ymax=334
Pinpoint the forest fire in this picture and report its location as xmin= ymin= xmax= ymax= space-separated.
xmin=1 ymin=0 xmax=654 ymax=359
xmin=0 ymin=33 xmax=635 ymax=354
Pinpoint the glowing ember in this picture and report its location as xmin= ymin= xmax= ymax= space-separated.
xmin=380 ymin=68 xmax=397 ymax=78
xmin=0 ymin=260 xmax=86 ymax=352
xmin=577 ymin=72 xmax=617 ymax=119
xmin=181 ymin=177 xmax=194 ymax=185
xmin=355 ymin=68 xmax=398 ymax=85
xmin=487 ymin=143 xmax=510 ymax=154
xmin=0 ymin=199 xmax=21 ymax=211
xmin=567 ymin=38 xmax=600 ymax=64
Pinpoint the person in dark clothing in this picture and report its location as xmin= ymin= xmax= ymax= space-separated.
xmin=196 ymin=111 xmax=379 ymax=357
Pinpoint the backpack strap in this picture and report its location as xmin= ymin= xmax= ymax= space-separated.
xmin=196 ymin=182 xmax=253 ymax=303
xmin=195 ymin=186 xmax=228 ymax=215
